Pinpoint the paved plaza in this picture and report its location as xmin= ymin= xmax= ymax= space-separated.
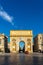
xmin=0 ymin=53 xmax=43 ymax=65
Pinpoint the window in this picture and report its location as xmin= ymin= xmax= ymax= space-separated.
xmin=41 ymin=44 xmax=43 ymax=46
xmin=40 ymin=37 xmax=41 ymax=39
xmin=0 ymin=39 xmax=1 ymax=44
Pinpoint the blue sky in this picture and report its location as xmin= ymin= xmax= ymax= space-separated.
xmin=0 ymin=0 xmax=43 ymax=40
xmin=19 ymin=41 xmax=25 ymax=49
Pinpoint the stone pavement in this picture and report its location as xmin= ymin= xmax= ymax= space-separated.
xmin=0 ymin=53 xmax=43 ymax=65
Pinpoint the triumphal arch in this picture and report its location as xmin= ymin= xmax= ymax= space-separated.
xmin=10 ymin=30 xmax=33 ymax=53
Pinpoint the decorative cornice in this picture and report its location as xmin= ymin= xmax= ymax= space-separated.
xmin=10 ymin=35 xmax=33 ymax=37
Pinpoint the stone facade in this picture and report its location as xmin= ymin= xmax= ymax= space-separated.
xmin=0 ymin=34 xmax=8 ymax=53
xmin=34 ymin=34 xmax=43 ymax=52
xmin=10 ymin=30 xmax=33 ymax=53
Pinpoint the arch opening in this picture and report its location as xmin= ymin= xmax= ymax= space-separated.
xmin=19 ymin=41 xmax=25 ymax=53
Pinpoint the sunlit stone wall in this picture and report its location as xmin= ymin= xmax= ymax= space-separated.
xmin=0 ymin=34 xmax=8 ymax=53
xmin=34 ymin=34 xmax=43 ymax=52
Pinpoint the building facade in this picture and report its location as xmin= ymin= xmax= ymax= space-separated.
xmin=10 ymin=30 xmax=33 ymax=53
xmin=0 ymin=34 xmax=8 ymax=53
xmin=34 ymin=34 xmax=43 ymax=52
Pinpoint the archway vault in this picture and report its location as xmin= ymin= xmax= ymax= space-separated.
xmin=19 ymin=41 xmax=25 ymax=53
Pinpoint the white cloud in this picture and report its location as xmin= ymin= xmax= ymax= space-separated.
xmin=0 ymin=6 xmax=14 ymax=25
